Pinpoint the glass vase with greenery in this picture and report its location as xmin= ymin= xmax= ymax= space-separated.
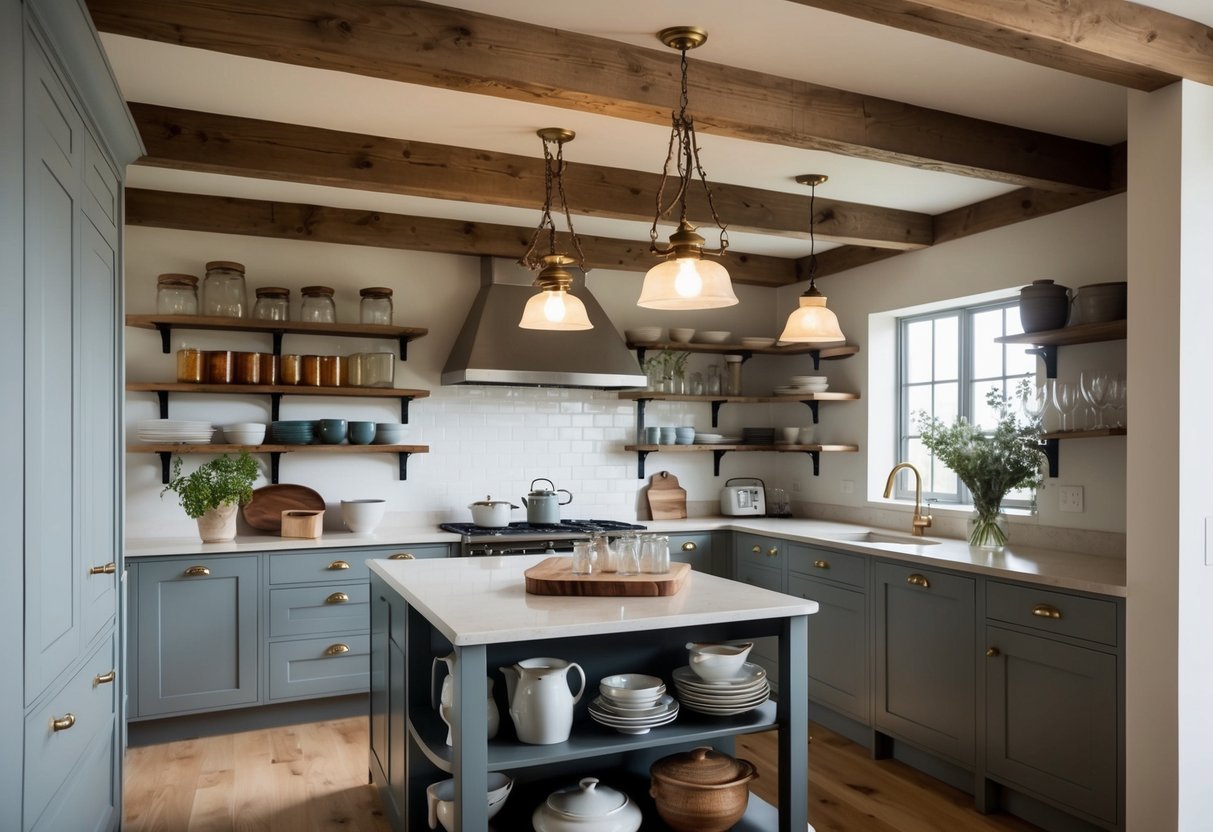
xmin=915 ymin=383 xmax=1045 ymax=548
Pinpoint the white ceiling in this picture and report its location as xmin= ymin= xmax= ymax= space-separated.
xmin=98 ymin=0 xmax=1203 ymax=260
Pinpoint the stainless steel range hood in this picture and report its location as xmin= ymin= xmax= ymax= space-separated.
xmin=442 ymin=258 xmax=647 ymax=389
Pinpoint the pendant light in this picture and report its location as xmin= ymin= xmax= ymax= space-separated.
xmin=637 ymin=26 xmax=737 ymax=310
xmin=518 ymin=127 xmax=593 ymax=331
xmin=779 ymin=174 xmax=845 ymax=343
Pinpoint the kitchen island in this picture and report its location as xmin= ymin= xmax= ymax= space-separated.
xmin=368 ymin=554 xmax=818 ymax=831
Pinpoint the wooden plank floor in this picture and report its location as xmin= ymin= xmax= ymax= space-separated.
xmin=124 ymin=718 xmax=1042 ymax=831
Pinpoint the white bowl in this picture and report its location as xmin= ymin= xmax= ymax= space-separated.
xmin=222 ymin=424 xmax=266 ymax=444
xmin=694 ymin=330 xmax=731 ymax=344
xmin=790 ymin=376 xmax=826 ymax=385
xmin=372 ymin=423 xmax=408 ymax=445
xmin=427 ymin=773 xmax=512 ymax=832
xmin=625 ymin=326 xmax=662 ymax=343
xmin=740 ymin=336 xmax=776 ymax=348
xmin=688 ymin=642 xmax=753 ymax=682
xmin=599 ymin=673 xmax=665 ymax=702
xmin=668 ymin=327 xmax=695 ymax=343
xmin=340 ymin=499 xmax=386 ymax=533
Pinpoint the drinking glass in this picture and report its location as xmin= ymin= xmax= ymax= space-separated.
xmin=641 ymin=535 xmax=670 ymax=574
xmin=1109 ymin=375 xmax=1127 ymax=427
xmin=1055 ymin=381 xmax=1078 ymax=432
xmin=615 ymin=535 xmax=640 ymax=576
xmin=592 ymin=533 xmax=616 ymax=573
xmin=572 ymin=540 xmax=594 ymax=575
xmin=1081 ymin=371 xmax=1111 ymax=429
xmin=1020 ymin=383 xmax=1048 ymax=426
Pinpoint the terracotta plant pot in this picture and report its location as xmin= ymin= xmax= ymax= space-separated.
xmin=650 ymin=747 xmax=756 ymax=832
xmin=196 ymin=502 xmax=238 ymax=543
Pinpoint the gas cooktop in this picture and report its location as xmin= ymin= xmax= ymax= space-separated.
xmin=440 ymin=520 xmax=647 ymax=538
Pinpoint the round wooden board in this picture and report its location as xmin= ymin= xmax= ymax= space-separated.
xmin=242 ymin=484 xmax=326 ymax=531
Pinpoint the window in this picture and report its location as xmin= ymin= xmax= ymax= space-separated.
xmin=897 ymin=300 xmax=1036 ymax=507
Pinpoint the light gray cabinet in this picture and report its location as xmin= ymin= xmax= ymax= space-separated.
xmin=668 ymin=531 xmax=718 ymax=576
xmin=787 ymin=570 xmax=868 ymax=723
xmin=984 ymin=582 xmax=1121 ymax=828
xmin=873 ymin=560 xmax=975 ymax=766
xmin=733 ymin=533 xmax=784 ymax=682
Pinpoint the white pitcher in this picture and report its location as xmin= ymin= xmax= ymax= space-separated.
xmin=431 ymin=652 xmax=500 ymax=747
xmin=499 ymin=657 xmax=586 ymax=745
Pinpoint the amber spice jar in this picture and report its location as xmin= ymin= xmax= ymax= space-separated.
xmin=318 ymin=354 xmax=345 ymax=387
xmin=301 ymin=355 xmax=322 ymax=386
xmin=234 ymin=352 xmax=261 ymax=385
xmin=176 ymin=348 xmax=204 ymax=383
xmin=259 ymin=353 xmax=280 ymax=386
xmin=206 ymin=350 xmax=234 ymax=384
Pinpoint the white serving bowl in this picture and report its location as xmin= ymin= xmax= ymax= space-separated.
xmin=427 ymin=773 xmax=513 ymax=832
xmin=599 ymin=673 xmax=665 ymax=703
xmin=340 ymin=499 xmax=386 ymax=533
xmin=688 ymin=642 xmax=754 ymax=682
xmin=740 ymin=336 xmax=776 ymax=348
xmin=222 ymin=423 xmax=266 ymax=444
xmin=372 ymin=423 xmax=408 ymax=444
xmin=668 ymin=327 xmax=695 ymax=343
xmin=624 ymin=326 xmax=662 ymax=343
xmin=694 ymin=330 xmax=731 ymax=344
xmin=790 ymin=375 xmax=827 ymax=386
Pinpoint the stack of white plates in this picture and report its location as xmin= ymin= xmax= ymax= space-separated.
xmin=773 ymin=375 xmax=829 ymax=396
xmin=588 ymin=693 xmax=679 ymax=735
xmin=694 ymin=433 xmax=740 ymax=444
xmin=672 ymin=663 xmax=770 ymax=716
xmin=135 ymin=419 xmax=214 ymax=444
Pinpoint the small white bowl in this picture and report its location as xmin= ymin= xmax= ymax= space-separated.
xmin=687 ymin=642 xmax=753 ymax=682
xmin=668 ymin=327 xmax=695 ymax=343
xmin=599 ymin=673 xmax=665 ymax=702
xmin=222 ymin=424 xmax=266 ymax=444
xmin=694 ymin=330 xmax=731 ymax=344
xmin=625 ymin=326 xmax=662 ymax=343
xmin=340 ymin=499 xmax=386 ymax=533
xmin=740 ymin=336 xmax=776 ymax=348
xmin=427 ymin=773 xmax=513 ymax=832
xmin=372 ymin=423 xmax=409 ymax=445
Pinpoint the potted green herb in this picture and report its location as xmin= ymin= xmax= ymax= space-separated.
xmin=915 ymin=383 xmax=1046 ymax=549
xmin=161 ymin=452 xmax=261 ymax=542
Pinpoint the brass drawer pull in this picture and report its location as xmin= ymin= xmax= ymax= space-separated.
xmin=681 ymin=541 xmax=697 ymax=552
xmin=986 ymin=647 xmax=1001 ymax=658
xmin=325 ymin=643 xmax=350 ymax=656
xmin=51 ymin=713 xmax=76 ymax=732
xmin=813 ymin=559 xmax=830 ymax=569
xmin=767 ymin=547 xmax=779 ymax=558
xmin=390 ymin=553 xmax=415 ymax=560
xmin=325 ymin=592 xmax=350 ymax=604
xmin=1032 ymin=603 xmax=1062 ymax=620
xmin=88 ymin=562 xmax=116 ymax=575
xmin=751 ymin=545 xmax=762 ymax=554
xmin=327 ymin=560 xmax=351 ymax=570
xmin=184 ymin=565 xmax=210 ymax=577
xmin=94 ymin=669 xmax=117 ymax=686
xmin=906 ymin=573 xmax=930 ymax=588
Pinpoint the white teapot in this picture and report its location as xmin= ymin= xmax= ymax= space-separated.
xmin=431 ymin=652 xmax=500 ymax=746
xmin=499 ymin=657 xmax=585 ymax=744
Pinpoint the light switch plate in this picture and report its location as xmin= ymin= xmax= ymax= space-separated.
xmin=841 ymin=480 xmax=854 ymax=494
xmin=1059 ymin=485 xmax=1084 ymax=513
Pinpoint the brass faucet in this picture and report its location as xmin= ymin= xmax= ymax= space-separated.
xmin=883 ymin=462 xmax=933 ymax=537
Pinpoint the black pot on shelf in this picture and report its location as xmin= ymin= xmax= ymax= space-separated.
xmin=1018 ymin=279 xmax=1071 ymax=332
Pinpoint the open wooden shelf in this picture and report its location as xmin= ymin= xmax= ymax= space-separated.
xmin=995 ymin=320 xmax=1125 ymax=348
xmin=628 ymin=340 xmax=858 ymax=369
xmin=618 ymin=391 xmax=859 ymax=403
xmin=127 ymin=381 xmax=429 ymax=423
xmin=127 ymin=442 xmax=428 ymax=484
xmin=126 ymin=313 xmax=428 ymax=358
xmin=1040 ymin=427 xmax=1126 ymax=440
xmin=622 ymin=442 xmax=858 ymax=478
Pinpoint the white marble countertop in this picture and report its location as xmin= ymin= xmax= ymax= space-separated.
xmin=368 ymin=554 xmax=818 ymax=646
xmin=126 ymin=516 xmax=1126 ymax=597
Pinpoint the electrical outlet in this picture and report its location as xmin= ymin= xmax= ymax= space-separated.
xmin=1059 ymin=485 xmax=1084 ymax=513
xmin=791 ymin=480 xmax=801 ymax=493
xmin=841 ymin=480 xmax=854 ymax=495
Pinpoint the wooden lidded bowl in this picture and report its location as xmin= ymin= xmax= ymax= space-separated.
xmin=649 ymin=746 xmax=756 ymax=831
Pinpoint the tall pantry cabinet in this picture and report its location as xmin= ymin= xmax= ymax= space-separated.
xmin=2 ymin=1 xmax=140 ymax=830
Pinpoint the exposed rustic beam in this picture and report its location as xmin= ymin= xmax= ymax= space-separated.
xmin=811 ymin=246 xmax=904 ymax=279
xmin=123 ymin=188 xmax=800 ymax=287
xmin=88 ymin=0 xmax=1113 ymax=191
xmin=786 ymin=0 xmax=1213 ymax=91
xmin=128 ymin=103 xmax=931 ymax=251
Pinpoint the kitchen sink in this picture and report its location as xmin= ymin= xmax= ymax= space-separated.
xmin=821 ymin=530 xmax=941 ymax=546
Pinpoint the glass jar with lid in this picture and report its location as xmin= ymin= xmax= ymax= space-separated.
xmin=156 ymin=273 xmax=199 ymax=315
xmin=359 ymin=287 xmax=393 ymax=325
xmin=300 ymin=285 xmax=337 ymax=323
xmin=252 ymin=287 xmax=290 ymax=321
xmin=202 ymin=261 xmax=248 ymax=318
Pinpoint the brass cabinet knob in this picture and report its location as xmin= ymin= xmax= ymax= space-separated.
xmin=767 ymin=547 xmax=779 ymax=558
xmin=184 ymin=565 xmax=210 ymax=577
xmin=751 ymin=545 xmax=762 ymax=554
xmin=681 ymin=541 xmax=696 ymax=552
xmin=325 ymin=592 xmax=350 ymax=605
xmin=390 ymin=553 xmax=415 ymax=560
xmin=906 ymin=573 xmax=930 ymax=588
xmin=325 ymin=643 xmax=350 ymax=656
xmin=986 ymin=647 xmax=1001 ymax=658
xmin=51 ymin=713 xmax=76 ymax=732
xmin=1032 ymin=603 xmax=1063 ymax=620
xmin=88 ymin=562 xmax=117 ymax=575
xmin=327 ymin=560 xmax=351 ymax=570
xmin=813 ymin=559 xmax=830 ymax=569
xmin=93 ymin=669 xmax=117 ymax=686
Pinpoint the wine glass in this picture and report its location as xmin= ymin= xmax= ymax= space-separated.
xmin=1054 ymin=381 xmax=1078 ymax=432
xmin=1109 ymin=375 xmax=1127 ymax=428
xmin=1082 ymin=372 xmax=1111 ymax=429
xmin=1019 ymin=383 xmax=1048 ymax=427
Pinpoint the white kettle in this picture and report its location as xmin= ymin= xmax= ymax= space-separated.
xmin=499 ymin=657 xmax=585 ymax=744
xmin=431 ymin=652 xmax=500 ymax=747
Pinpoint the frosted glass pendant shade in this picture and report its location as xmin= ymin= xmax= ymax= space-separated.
xmin=519 ymin=288 xmax=593 ymax=330
xmin=637 ymin=257 xmax=738 ymax=310
xmin=779 ymin=293 xmax=845 ymax=342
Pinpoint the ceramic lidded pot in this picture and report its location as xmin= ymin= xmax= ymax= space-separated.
xmin=1070 ymin=281 xmax=1127 ymax=325
xmin=1018 ymin=279 xmax=1071 ymax=332
xmin=650 ymin=746 xmax=757 ymax=832
xmin=532 ymin=777 xmax=643 ymax=832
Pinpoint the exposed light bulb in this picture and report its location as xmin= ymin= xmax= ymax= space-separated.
xmin=543 ymin=290 xmax=567 ymax=323
xmin=674 ymin=258 xmax=702 ymax=298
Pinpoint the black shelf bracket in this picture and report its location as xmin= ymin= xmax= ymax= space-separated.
xmin=272 ymin=331 xmax=284 ymax=356
xmin=1026 ymin=345 xmax=1058 ymax=379
xmin=270 ymin=451 xmax=282 ymax=484
xmin=156 ymin=390 xmax=169 ymax=419
xmin=401 ymin=398 xmax=410 ymax=424
xmin=804 ymin=401 xmax=820 ymax=423
xmin=1041 ymin=438 xmax=1060 ymax=478
xmin=158 ymin=451 xmax=172 ymax=484
xmin=711 ymin=400 xmax=725 ymax=427
xmin=398 ymin=452 xmax=410 ymax=480
xmin=807 ymin=450 xmax=821 ymax=476
xmin=810 ymin=350 xmax=821 ymax=371
xmin=635 ymin=449 xmax=651 ymax=479
xmin=737 ymin=351 xmax=755 ymax=364
xmin=635 ymin=347 xmax=648 ymax=365
xmin=398 ymin=337 xmax=408 ymax=361
xmin=713 ymin=449 xmax=728 ymax=476
xmin=271 ymin=393 xmax=282 ymax=422
xmin=155 ymin=324 xmax=172 ymax=354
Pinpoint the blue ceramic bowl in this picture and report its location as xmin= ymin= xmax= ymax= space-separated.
xmin=348 ymin=421 xmax=376 ymax=445
xmin=317 ymin=419 xmax=348 ymax=444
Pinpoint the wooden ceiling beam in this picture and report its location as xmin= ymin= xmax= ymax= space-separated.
xmin=786 ymin=0 xmax=1213 ymax=91
xmin=123 ymin=188 xmax=800 ymax=287
xmin=88 ymin=0 xmax=1113 ymax=191
xmin=130 ymin=103 xmax=932 ymax=251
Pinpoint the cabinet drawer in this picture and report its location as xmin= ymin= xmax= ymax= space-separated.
xmin=268 ymin=635 xmax=370 ymax=701
xmin=736 ymin=559 xmax=782 ymax=593
xmin=24 ymin=632 xmax=117 ymax=828
xmin=28 ymin=719 xmax=116 ymax=832
xmin=669 ymin=533 xmax=712 ymax=561
xmin=986 ymin=581 xmax=1118 ymax=646
xmin=790 ymin=545 xmax=866 ymax=587
xmin=269 ymin=550 xmax=372 ymax=584
xmin=736 ymin=533 xmax=783 ymax=566
xmin=269 ymin=583 xmax=371 ymax=638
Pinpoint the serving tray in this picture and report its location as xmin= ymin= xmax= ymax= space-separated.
xmin=524 ymin=557 xmax=690 ymax=597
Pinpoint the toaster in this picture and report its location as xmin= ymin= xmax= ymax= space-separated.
xmin=720 ymin=477 xmax=766 ymax=516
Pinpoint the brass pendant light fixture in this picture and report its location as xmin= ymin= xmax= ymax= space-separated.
xmin=637 ymin=26 xmax=737 ymax=310
xmin=518 ymin=127 xmax=593 ymax=331
xmin=779 ymin=174 xmax=846 ymax=343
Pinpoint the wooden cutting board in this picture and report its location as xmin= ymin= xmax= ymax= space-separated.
xmin=524 ymin=557 xmax=691 ymax=597
xmin=646 ymin=471 xmax=687 ymax=520
xmin=242 ymin=484 xmax=326 ymax=531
